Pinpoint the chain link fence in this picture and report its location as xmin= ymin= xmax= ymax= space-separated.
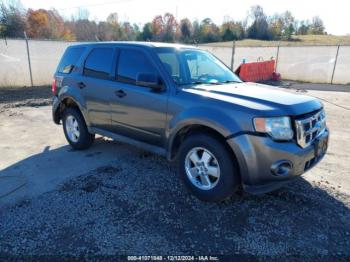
xmin=1 ymin=38 xmax=349 ymax=87
xmin=199 ymin=43 xmax=350 ymax=85
xmin=0 ymin=38 xmax=77 ymax=87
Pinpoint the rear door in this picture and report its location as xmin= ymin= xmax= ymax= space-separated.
xmin=109 ymin=47 xmax=168 ymax=146
xmin=76 ymin=46 xmax=116 ymax=130
xmin=55 ymin=46 xmax=86 ymax=93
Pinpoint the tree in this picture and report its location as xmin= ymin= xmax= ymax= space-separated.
xmin=284 ymin=23 xmax=295 ymax=40
xmin=163 ymin=13 xmax=178 ymax=42
xmin=119 ymin=22 xmax=139 ymax=41
xmin=192 ymin=20 xmax=200 ymax=44
xmin=26 ymin=9 xmax=65 ymax=39
xmin=26 ymin=9 xmax=50 ymax=38
xmin=98 ymin=13 xmax=128 ymax=41
xmin=179 ymin=18 xmax=192 ymax=43
xmin=199 ymin=18 xmax=220 ymax=43
xmin=26 ymin=8 xmax=75 ymax=40
xmin=138 ymin=22 xmax=153 ymax=41
xmin=269 ymin=14 xmax=283 ymax=39
xmin=97 ymin=21 xmax=117 ymax=40
xmin=151 ymin=13 xmax=177 ymax=42
xmin=269 ymin=11 xmax=295 ymax=40
xmin=220 ymin=20 xmax=244 ymax=41
xmin=308 ymin=16 xmax=325 ymax=35
xmin=106 ymin=12 xmax=118 ymax=25
xmin=297 ymin=20 xmax=310 ymax=35
xmin=280 ymin=11 xmax=295 ymax=39
xmin=48 ymin=9 xmax=66 ymax=39
xmin=61 ymin=23 xmax=75 ymax=41
xmin=72 ymin=19 xmax=98 ymax=41
xmin=132 ymin=23 xmax=141 ymax=40
xmin=151 ymin=15 xmax=164 ymax=41
xmin=0 ymin=3 xmax=330 ymax=43
xmin=0 ymin=1 xmax=26 ymax=38
xmin=247 ymin=5 xmax=271 ymax=40
xmin=222 ymin=27 xmax=234 ymax=41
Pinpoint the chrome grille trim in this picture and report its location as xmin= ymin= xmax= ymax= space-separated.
xmin=295 ymin=110 xmax=326 ymax=148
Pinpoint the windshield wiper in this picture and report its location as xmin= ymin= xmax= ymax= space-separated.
xmin=177 ymin=81 xmax=221 ymax=86
xmin=219 ymin=80 xmax=242 ymax=84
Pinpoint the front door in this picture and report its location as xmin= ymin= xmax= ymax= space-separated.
xmin=110 ymin=48 xmax=168 ymax=146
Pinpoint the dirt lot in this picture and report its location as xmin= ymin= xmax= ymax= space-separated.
xmin=0 ymin=84 xmax=350 ymax=257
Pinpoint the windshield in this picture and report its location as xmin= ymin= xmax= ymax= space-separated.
xmin=156 ymin=47 xmax=242 ymax=86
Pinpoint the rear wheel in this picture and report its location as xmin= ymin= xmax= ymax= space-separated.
xmin=177 ymin=134 xmax=240 ymax=202
xmin=62 ymin=107 xmax=95 ymax=150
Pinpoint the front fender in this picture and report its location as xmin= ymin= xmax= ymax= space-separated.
xmin=166 ymin=106 xmax=243 ymax=158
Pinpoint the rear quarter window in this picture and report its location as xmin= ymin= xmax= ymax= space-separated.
xmin=57 ymin=47 xmax=85 ymax=74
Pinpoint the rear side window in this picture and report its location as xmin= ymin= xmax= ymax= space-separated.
xmin=83 ymin=48 xmax=114 ymax=79
xmin=117 ymin=49 xmax=157 ymax=84
xmin=57 ymin=47 xmax=85 ymax=74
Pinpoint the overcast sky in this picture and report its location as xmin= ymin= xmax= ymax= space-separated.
xmin=20 ymin=0 xmax=349 ymax=35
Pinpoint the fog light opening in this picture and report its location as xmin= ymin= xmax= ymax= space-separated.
xmin=271 ymin=160 xmax=293 ymax=177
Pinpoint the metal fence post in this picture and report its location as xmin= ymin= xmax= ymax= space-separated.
xmin=331 ymin=45 xmax=340 ymax=84
xmin=230 ymin=41 xmax=236 ymax=70
xmin=275 ymin=43 xmax=280 ymax=72
xmin=24 ymin=31 xmax=34 ymax=87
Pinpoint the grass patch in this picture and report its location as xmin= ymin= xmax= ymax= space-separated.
xmin=202 ymin=35 xmax=350 ymax=47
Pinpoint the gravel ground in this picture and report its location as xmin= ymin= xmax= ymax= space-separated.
xmin=1 ymin=160 xmax=350 ymax=257
xmin=0 ymin=84 xmax=350 ymax=258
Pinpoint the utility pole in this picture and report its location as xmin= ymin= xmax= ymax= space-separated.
xmin=230 ymin=41 xmax=236 ymax=70
xmin=331 ymin=45 xmax=340 ymax=84
xmin=275 ymin=42 xmax=280 ymax=72
xmin=24 ymin=31 xmax=33 ymax=87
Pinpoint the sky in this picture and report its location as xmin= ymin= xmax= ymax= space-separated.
xmin=19 ymin=0 xmax=350 ymax=35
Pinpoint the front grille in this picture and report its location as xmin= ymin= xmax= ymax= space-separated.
xmin=295 ymin=109 xmax=326 ymax=148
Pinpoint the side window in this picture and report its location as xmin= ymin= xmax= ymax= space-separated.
xmin=57 ymin=47 xmax=85 ymax=74
xmin=83 ymin=48 xmax=114 ymax=79
xmin=117 ymin=49 xmax=157 ymax=85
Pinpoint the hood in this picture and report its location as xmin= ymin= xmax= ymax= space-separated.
xmin=182 ymin=82 xmax=322 ymax=116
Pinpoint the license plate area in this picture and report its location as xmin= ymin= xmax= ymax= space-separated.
xmin=314 ymin=135 xmax=328 ymax=158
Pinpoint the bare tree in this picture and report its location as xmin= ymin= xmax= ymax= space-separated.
xmin=308 ymin=16 xmax=325 ymax=35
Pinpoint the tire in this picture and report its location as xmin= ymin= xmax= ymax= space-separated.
xmin=62 ymin=107 xmax=95 ymax=150
xmin=177 ymin=133 xmax=240 ymax=202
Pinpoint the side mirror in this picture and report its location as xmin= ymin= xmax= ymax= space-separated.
xmin=136 ymin=73 xmax=164 ymax=91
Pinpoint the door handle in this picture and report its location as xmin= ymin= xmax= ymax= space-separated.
xmin=115 ymin=89 xmax=126 ymax=98
xmin=77 ymin=82 xmax=86 ymax=89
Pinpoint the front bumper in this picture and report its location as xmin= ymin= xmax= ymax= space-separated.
xmin=227 ymin=128 xmax=329 ymax=194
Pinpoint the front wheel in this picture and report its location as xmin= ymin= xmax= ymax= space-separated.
xmin=62 ymin=107 xmax=95 ymax=150
xmin=177 ymin=134 xmax=240 ymax=202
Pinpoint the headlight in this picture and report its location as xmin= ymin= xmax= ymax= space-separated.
xmin=253 ymin=116 xmax=294 ymax=140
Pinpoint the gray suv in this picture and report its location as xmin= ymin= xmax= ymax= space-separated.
xmin=52 ymin=42 xmax=329 ymax=202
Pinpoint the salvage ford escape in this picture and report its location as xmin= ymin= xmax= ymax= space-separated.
xmin=52 ymin=42 xmax=329 ymax=202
